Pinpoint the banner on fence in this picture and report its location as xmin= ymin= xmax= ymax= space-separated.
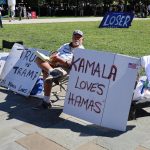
xmin=99 ymin=12 xmax=134 ymax=28
xmin=0 ymin=43 xmax=49 ymax=96
xmin=63 ymin=49 xmax=140 ymax=131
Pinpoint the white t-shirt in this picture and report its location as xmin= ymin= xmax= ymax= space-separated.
xmin=56 ymin=43 xmax=84 ymax=61
xmin=8 ymin=0 xmax=16 ymax=6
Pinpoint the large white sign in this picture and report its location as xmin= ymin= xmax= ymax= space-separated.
xmin=0 ymin=52 xmax=9 ymax=75
xmin=63 ymin=49 xmax=140 ymax=131
xmin=0 ymin=43 xmax=49 ymax=96
xmin=0 ymin=43 xmax=24 ymax=88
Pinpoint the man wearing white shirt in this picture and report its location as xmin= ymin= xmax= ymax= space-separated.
xmin=34 ymin=30 xmax=84 ymax=109
xmin=8 ymin=0 xmax=16 ymax=21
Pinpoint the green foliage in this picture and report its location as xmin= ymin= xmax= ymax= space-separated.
xmin=0 ymin=20 xmax=150 ymax=57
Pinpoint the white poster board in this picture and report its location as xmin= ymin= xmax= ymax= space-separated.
xmin=0 ymin=52 xmax=9 ymax=75
xmin=0 ymin=43 xmax=49 ymax=96
xmin=0 ymin=43 xmax=24 ymax=88
xmin=63 ymin=49 xmax=140 ymax=131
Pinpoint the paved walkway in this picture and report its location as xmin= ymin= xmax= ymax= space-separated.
xmin=2 ymin=17 xmax=103 ymax=24
xmin=2 ymin=16 xmax=150 ymax=25
xmin=0 ymin=84 xmax=150 ymax=150
xmin=0 ymin=17 xmax=150 ymax=150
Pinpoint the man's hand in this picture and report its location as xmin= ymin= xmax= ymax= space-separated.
xmin=50 ymin=54 xmax=69 ymax=68
xmin=50 ymin=55 xmax=58 ymax=63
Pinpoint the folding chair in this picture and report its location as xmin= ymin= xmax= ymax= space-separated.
xmin=1 ymin=40 xmax=23 ymax=51
xmin=30 ymin=74 xmax=69 ymax=102
xmin=51 ymin=75 xmax=69 ymax=102
xmin=129 ymin=99 xmax=150 ymax=120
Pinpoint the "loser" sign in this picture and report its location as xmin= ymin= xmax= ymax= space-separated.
xmin=99 ymin=12 xmax=134 ymax=28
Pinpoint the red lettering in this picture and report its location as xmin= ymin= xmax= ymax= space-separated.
xmin=67 ymin=92 xmax=102 ymax=114
xmin=75 ymin=76 xmax=105 ymax=96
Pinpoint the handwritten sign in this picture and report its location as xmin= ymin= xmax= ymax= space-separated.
xmin=0 ymin=43 xmax=24 ymax=88
xmin=63 ymin=49 xmax=140 ymax=131
xmin=0 ymin=43 xmax=49 ymax=96
xmin=99 ymin=12 xmax=134 ymax=28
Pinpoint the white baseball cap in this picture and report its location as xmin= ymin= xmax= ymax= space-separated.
xmin=73 ymin=30 xmax=83 ymax=36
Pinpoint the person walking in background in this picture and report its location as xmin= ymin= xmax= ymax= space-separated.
xmin=18 ymin=0 xmax=24 ymax=21
xmin=79 ymin=2 xmax=84 ymax=16
xmin=23 ymin=5 xmax=27 ymax=18
xmin=18 ymin=4 xmax=23 ymax=20
xmin=0 ymin=6 xmax=3 ymax=28
xmin=33 ymin=30 xmax=84 ymax=110
xmin=148 ymin=4 xmax=150 ymax=16
xmin=27 ymin=6 xmax=31 ymax=19
xmin=8 ymin=0 xmax=16 ymax=22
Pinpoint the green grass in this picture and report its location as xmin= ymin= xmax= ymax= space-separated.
xmin=0 ymin=20 xmax=150 ymax=57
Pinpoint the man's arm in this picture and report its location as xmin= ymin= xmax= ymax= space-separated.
xmin=50 ymin=55 xmax=70 ymax=68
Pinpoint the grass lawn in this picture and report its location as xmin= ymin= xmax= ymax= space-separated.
xmin=0 ymin=19 xmax=150 ymax=57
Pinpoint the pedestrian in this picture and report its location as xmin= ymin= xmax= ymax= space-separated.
xmin=8 ymin=0 xmax=16 ymax=22
xmin=148 ymin=4 xmax=150 ymax=16
xmin=18 ymin=4 xmax=23 ymax=20
xmin=0 ymin=6 xmax=3 ymax=28
xmin=27 ymin=7 xmax=31 ymax=19
xmin=33 ymin=30 xmax=84 ymax=109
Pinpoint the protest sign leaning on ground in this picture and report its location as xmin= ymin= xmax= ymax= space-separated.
xmin=33 ymin=30 xmax=85 ymax=110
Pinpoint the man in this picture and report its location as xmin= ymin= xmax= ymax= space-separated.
xmin=34 ymin=30 xmax=84 ymax=109
xmin=0 ymin=6 xmax=3 ymax=28
xmin=8 ymin=0 xmax=16 ymax=22
xmin=18 ymin=2 xmax=24 ymax=21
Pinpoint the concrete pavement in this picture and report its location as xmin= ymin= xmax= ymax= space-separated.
xmin=1 ymin=17 xmax=150 ymax=150
xmin=2 ymin=17 xmax=103 ymax=24
xmin=0 ymin=83 xmax=150 ymax=150
xmin=2 ymin=16 xmax=150 ymax=25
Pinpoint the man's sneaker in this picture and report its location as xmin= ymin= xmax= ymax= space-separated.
xmin=45 ymin=68 xmax=66 ymax=81
xmin=50 ymin=70 xmax=62 ymax=79
xmin=32 ymin=101 xmax=52 ymax=110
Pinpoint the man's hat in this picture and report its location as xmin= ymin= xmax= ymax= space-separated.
xmin=73 ymin=30 xmax=83 ymax=36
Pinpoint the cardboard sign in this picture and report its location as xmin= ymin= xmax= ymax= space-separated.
xmin=0 ymin=52 xmax=9 ymax=75
xmin=0 ymin=43 xmax=24 ymax=88
xmin=99 ymin=12 xmax=134 ymax=28
xmin=0 ymin=43 xmax=49 ymax=96
xmin=63 ymin=49 xmax=140 ymax=131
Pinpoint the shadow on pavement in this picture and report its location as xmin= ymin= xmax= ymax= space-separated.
xmin=135 ymin=108 xmax=150 ymax=118
xmin=0 ymin=88 xmax=64 ymax=128
xmin=48 ymin=117 xmax=136 ymax=137
xmin=0 ymin=88 xmax=136 ymax=137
